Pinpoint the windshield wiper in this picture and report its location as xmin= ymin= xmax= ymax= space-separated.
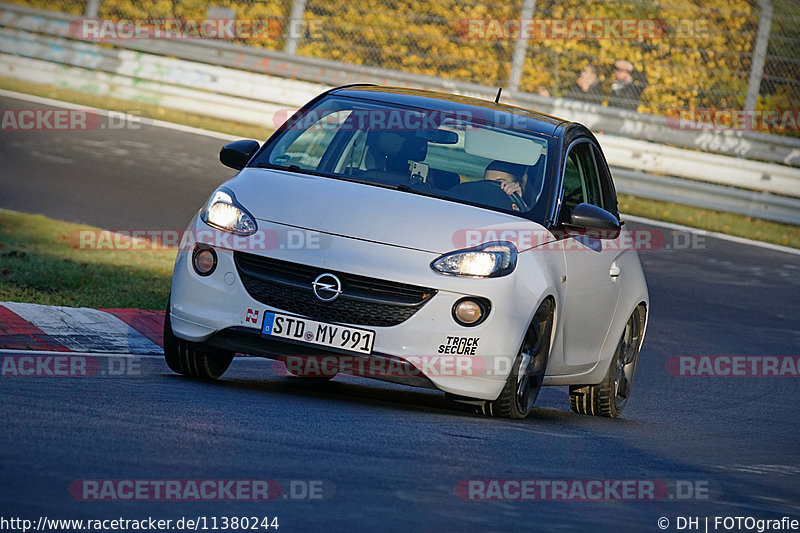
xmin=252 ymin=162 xmax=304 ymax=172
xmin=395 ymin=183 xmax=436 ymax=197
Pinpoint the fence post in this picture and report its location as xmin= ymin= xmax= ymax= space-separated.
xmin=745 ymin=0 xmax=773 ymax=111
xmin=84 ymin=0 xmax=100 ymax=17
xmin=508 ymin=0 xmax=536 ymax=93
xmin=284 ymin=0 xmax=308 ymax=55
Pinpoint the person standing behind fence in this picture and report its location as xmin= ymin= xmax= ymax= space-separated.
xmin=608 ymin=59 xmax=648 ymax=111
xmin=566 ymin=63 xmax=604 ymax=105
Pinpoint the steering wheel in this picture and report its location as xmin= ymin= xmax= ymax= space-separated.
xmin=447 ymin=180 xmax=523 ymax=211
xmin=485 ymin=179 xmax=528 ymax=211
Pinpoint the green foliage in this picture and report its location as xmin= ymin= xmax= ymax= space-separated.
xmin=13 ymin=0 xmax=800 ymax=125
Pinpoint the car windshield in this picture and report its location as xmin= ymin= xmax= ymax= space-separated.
xmin=252 ymin=95 xmax=554 ymax=222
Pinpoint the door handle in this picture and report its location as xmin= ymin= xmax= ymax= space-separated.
xmin=610 ymin=265 xmax=621 ymax=277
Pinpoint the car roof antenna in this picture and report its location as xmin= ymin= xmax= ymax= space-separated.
xmin=494 ymin=87 xmax=503 ymax=104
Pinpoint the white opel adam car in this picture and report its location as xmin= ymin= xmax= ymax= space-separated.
xmin=165 ymin=85 xmax=649 ymax=419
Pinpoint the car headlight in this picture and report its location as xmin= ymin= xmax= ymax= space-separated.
xmin=431 ymin=241 xmax=517 ymax=278
xmin=201 ymin=187 xmax=257 ymax=235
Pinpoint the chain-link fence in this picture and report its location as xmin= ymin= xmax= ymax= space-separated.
xmin=14 ymin=0 xmax=800 ymax=133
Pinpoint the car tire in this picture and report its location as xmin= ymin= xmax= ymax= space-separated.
xmin=482 ymin=299 xmax=555 ymax=419
xmin=163 ymin=297 xmax=234 ymax=379
xmin=569 ymin=305 xmax=645 ymax=418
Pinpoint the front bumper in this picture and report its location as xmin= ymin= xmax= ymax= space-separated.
xmin=169 ymin=217 xmax=550 ymax=401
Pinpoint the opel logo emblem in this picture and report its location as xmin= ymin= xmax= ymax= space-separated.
xmin=312 ymin=273 xmax=342 ymax=302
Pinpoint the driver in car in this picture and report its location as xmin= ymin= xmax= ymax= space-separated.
xmin=484 ymin=160 xmax=528 ymax=211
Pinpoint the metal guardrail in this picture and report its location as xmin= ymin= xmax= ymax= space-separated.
xmin=0 ymin=3 xmax=799 ymax=224
xmin=2 ymin=1 xmax=798 ymax=168
xmin=3 ymin=23 xmax=799 ymax=195
xmin=611 ymin=168 xmax=800 ymax=226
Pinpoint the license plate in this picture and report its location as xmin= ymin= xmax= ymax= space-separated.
xmin=261 ymin=312 xmax=375 ymax=355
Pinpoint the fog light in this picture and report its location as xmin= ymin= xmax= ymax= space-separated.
xmin=192 ymin=245 xmax=217 ymax=276
xmin=453 ymin=298 xmax=490 ymax=327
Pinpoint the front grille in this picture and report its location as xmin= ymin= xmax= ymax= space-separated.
xmin=234 ymin=252 xmax=437 ymax=327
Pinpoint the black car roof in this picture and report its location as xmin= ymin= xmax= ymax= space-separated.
xmin=327 ymin=85 xmax=568 ymax=137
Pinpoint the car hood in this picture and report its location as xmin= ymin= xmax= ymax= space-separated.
xmin=225 ymin=168 xmax=552 ymax=254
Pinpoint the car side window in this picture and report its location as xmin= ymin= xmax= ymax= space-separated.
xmin=592 ymin=145 xmax=619 ymax=217
xmin=560 ymin=142 xmax=602 ymax=221
xmin=273 ymin=110 xmax=353 ymax=170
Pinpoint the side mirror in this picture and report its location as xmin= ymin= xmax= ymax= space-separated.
xmin=566 ymin=202 xmax=621 ymax=240
xmin=220 ymin=140 xmax=260 ymax=170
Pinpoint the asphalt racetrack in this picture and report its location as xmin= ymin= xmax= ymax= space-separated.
xmin=1 ymin=94 xmax=799 ymax=531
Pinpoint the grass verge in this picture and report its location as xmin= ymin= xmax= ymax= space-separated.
xmin=0 ymin=76 xmax=274 ymax=140
xmin=619 ymin=194 xmax=799 ymax=248
xmin=1 ymin=76 xmax=798 ymax=250
xmin=0 ymin=209 xmax=175 ymax=309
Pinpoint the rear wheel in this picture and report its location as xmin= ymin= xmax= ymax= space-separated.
xmin=163 ymin=298 xmax=234 ymax=379
xmin=569 ymin=305 xmax=645 ymax=418
xmin=482 ymin=299 xmax=554 ymax=419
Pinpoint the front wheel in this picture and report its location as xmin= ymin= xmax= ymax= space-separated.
xmin=163 ymin=298 xmax=234 ymax=379
xmin=482 ymin=299 xmax=554 ymax=419
xmin=569 ymin=305 xmax=645 ymax=418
